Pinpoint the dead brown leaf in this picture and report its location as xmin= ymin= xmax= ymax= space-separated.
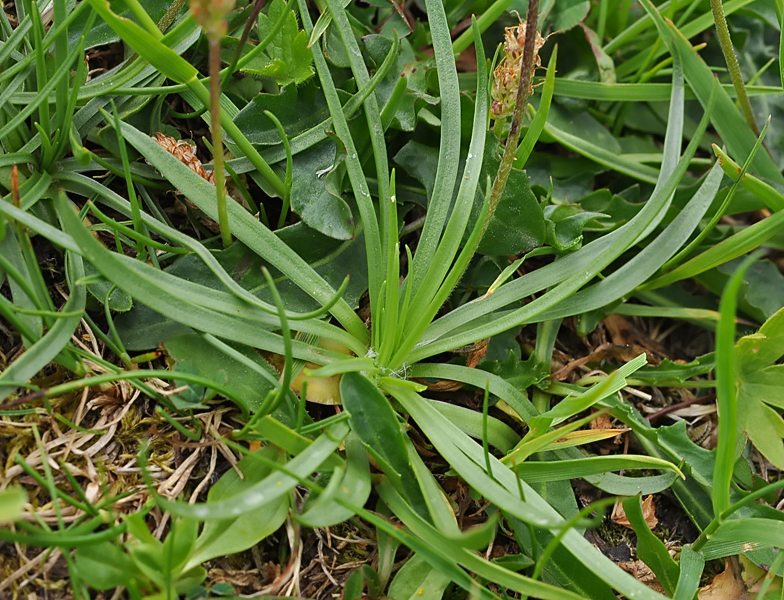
xmin=618 ymin=559 xmax=665 ymax=593
xmin=612 ymin=495 xmax=658 ymax=530
xmin=699 ymin=558 xmax=754 ymax=600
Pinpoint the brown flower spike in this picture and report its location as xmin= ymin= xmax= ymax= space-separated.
xmin=491 ymin=20 xmax=545 ymax=120
xmin=153 ymin=133 xmax=215 ymax=184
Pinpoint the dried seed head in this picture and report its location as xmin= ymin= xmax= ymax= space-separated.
xmin=153 ymin=132 xmax=223 ymax=233
xmin=490 ymin=20 xmax=544 ymax=120
xmin=190 ymin=0 xmax=236 ymax=38
xmin=153 ymin=132 xmax=214 ymax=184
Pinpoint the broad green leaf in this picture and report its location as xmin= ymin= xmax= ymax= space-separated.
xmin=740 ymin=366 xmax=784 ymax=409
xmin=161 ymin=517 xmax=199 ymax=576
xmin=737 ymin=307 xmax=784 ymax=375
xmin=733 ymin=308 xmax=784 ymax=468
xmin=82 ymin=261 xmax=133 ymax=311
xmin=394 ymin=140 xmax=439 ymax=203
xmin=544 ymin=205 xmax=609 ymax=252
xmin=470 ymin=139 xmax=546 ymax=256
xmin=388 ymin=554 xmax=451 ymax=600
xmin=232 ymin=81 xmax=330 ymax=145
xmin=164 ymin=333 xmax=277 ymax=414
xmin=287 ymin=139 xmax=354 ymax=240
xmin=581 ymin=24 xmax=616 ymax=84
xmin=549 ymin=0 xmax=591 ymax=32
xmin=238 ymin=0 xmax=314 ymax=86
xmin=184 ymin=446 xmax=290 ymax=570
xmin=739 ymin=397 xmax=784 ymax=469
xmin=298 ymin=433 xmax=371 ymax=528
xmin=340 ymin=372 xmax=427 ymax=514
xmin=114 ymin=302 xmax=192 ymax=351
xmin=74 ymin=542 xmax=135 ymax=590
xmin=0 ymin=487 xmax=26 ymax=524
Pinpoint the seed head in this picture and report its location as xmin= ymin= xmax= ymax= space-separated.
xmin=490 ymin=20 xmax=544 ymax=120
xmin=190 ymin=0 xmax=236 ymax=38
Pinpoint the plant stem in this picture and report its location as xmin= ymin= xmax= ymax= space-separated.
xmin=710 ymin=0 xmax=760 ymax=135
xmin=209 ymin=35 xmax=232 ymax=249
xmin=479 ymin=0 xmax=540 ymax=243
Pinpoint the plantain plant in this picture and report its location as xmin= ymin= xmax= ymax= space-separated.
xmin=4 ymin=0 xmax=784 ymax=598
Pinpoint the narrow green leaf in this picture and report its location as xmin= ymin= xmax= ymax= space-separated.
xmin=0 ymin=250 xmax=85 ymax=402
xmin=296 ymin=0 xmax=383 ymax=332
xmin=544 ymin=118 xmax=660 ymax=183
xmin=639 ymin=0 xmax=784 ymax=185
xmin=384 ymin=381 xmax=671 ymax=600
xmin=715 ymin=254 xmax=757 ymax=516
xmin=404 ymin=0 xmax=462 ymax=301
xmin=516 ymin=45 xmax=558 ymax=167
xmin=404 ymin=18 xmax=488 ymax=323
xmin=513 ymin=455 xmax=682 ymax=482
xmin=378 ymin=478 xmax=609 ymax=600
xmin=429 ymin=399 xmax=518 ymax=453
xmin=110 ymin=119 xmax=367 ymax=342
xmin=543 ymin=354 xmax=647 ymax=424
xmin=708 ymin=518 xmax=784 ymax=551
xmin=714 ymin=145 xmax=784 ymax=212
xmin=622 ymin=496 xmax=680 ymax=595
xmin=672 ymin=546 xmax=704 ymax=600
xmin=415 ymin=54 xmax=702 ymax=359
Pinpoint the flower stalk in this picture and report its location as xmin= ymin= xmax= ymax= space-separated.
xmin=710 ymin=0 xmax=760 ymax=136
xmin=191 ymin=0 xmax=237 ymax=248
xmin=480 ymin=0 xmax=541 ymax=243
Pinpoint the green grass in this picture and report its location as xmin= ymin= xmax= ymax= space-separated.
xmin=3 ymin=0 xmax=784 ymax=598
